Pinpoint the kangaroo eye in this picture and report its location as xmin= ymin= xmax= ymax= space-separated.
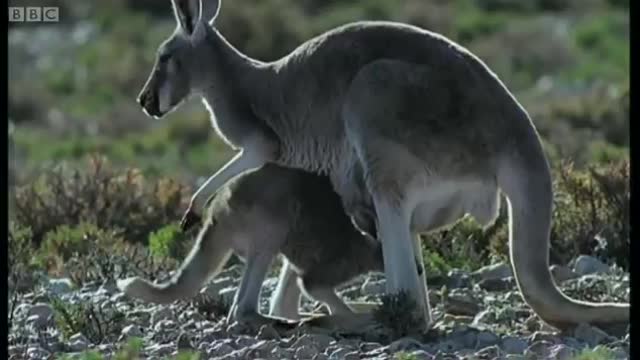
xmin=158 ymin=54 xmax=171 ymax=64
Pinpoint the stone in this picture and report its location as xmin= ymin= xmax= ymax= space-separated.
xmin=208 ymin=342 xmax=235 ymax=357
xmin=446 ymin=269 xmax=472 ymax=289
xmin=472 ymin=262 xmax=512 ymax=281
xmin=202 ymin=277 xmax=235 ymax=297
xmin=388 ymin=337 xmax=424 ymax=353
xmin=361 ymin=279 xmax=386 ymax=296
xmin=68 ymin=333 xmax=90 ymax=352
xmin=444 ymin=294 xmax=481 ymax=316
xmin=48 ymin=278 xmax=74 ymax=295
xmin=501 ymin=336 xmax=528 ymax=354
xmin=408 ymin=349 xmax=434 ymax=360
xmin=573 ymin=323 xmax=613 ymax=347
xmin=547 ymin=344 xmax=576 ymax=360
xmin=257 ymin=324 xmax=280 ymax=340
xmin=26 ymin=303 xmax=54 ymax=328
xmin=296 ymin=344 xmax=320 ymax=359
xmin=121 ymin=324 xmax=144 ymax=338
xmin=177 ymin=332 xmax=193 ymax=351
xmin=150 ymin=306 xmax=173 ymax=325
xmin=478 ymin=277 xmax=515 ymax=292
xmin=550 ymin=265 xmax=578 ymax=283
xmin=26 ymin=346 xmax=50 ymax=359
xmin=572 ymin=255 xmax=609 ymax=276
xmin=476 ymin=331 xmax=500 ymax=349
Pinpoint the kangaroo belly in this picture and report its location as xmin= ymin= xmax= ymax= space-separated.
xmin=410 ymin=179 xmax=500 ymax=233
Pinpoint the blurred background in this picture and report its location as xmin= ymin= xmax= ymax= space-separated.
xmin=8 ymin=0 xmax=630 ymax=282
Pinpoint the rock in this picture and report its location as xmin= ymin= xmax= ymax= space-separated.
xmin=408 ymin=349 xmax=434 ymax=360
xmin=550 ymin=265 xmax=578 ymax=283
xmin=435 ymin=340 xmax=463 ymax=353
xmin=208 ymin=342 xmax=235 ymax=357
xmin=524 ymin=316 xmax=541 ymax=332
xmin=359 ymin=342 xmax=381 ymax=353
xmin=26 ymin=303 xmax=54 ymax=328
xmin=296 ymin=344 xmax=320 ymax=359
xmin=257 ymin=324 xmax=280 ymax=340
xmin=202 ymin=277 xmax=235 ymax=297
xmin=476 ymin=331 xmax=500 ymax=349
xmin=446 ymin=269 xmax=472 ymax=289
xmin=448 ymin=328 xmax=478 ymax=349
xmin=361 ymin=279 xmax=386 ymax=296
xmin=478 ymin=277 xmax=515 ymax=291
xmin=121 ymin=324 xmax=143 ymax=339
xmin=548 ymin=344 xmax=576 ymax=360
xmin=388 ymin=337 xmax=423 ymax=353
xmin=226 ymin=321 xmax=250 ymax=335
xmin=572 ymin=255 xmax=609 ymax=276
xmin=177 ymin=332 xmax=193 ymax=351
xmin=444 ymin=294 xmax=481 ymax=316
xmin=501 ymin=336 xmax=528 ymax=354
xmin=147 ymin=343 xmax=174 ymax=357
xmin=312 ymin=354 xmax=329 ymax=360
xmin=573 ymin=323 xmax=613 ymax=347
xmin=529 ymin=331 xmax=559 ymax=344
xmin=68 ymin=333 xmax=90 ymax=352
xmin=472 ymin=262 xmax=512 ymax=281
xmin=150 ymin=306 xmax=173 ymax=325
xmin=219 ymin=286 xmax=238 ymax=305
xmin=48 ymin=278 xmax=74 ymax=295
xmin=472 ymin=309 xmax=497 ymax=326
xmin=26 ymin=346 xmax=51 ymax=359
xmin=235 ymin=335 xmax=258 ymax=348
xmin=475 ymin=345 xmax=501 ymax=358
xmin=524 ymin=340 xmax=553 ymax=358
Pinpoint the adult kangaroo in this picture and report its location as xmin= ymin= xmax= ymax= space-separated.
xmin=136 ymin=0 xmax=629 ymax=331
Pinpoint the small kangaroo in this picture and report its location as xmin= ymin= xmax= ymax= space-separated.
xmin=117 ymin=164 xmax=384 ymax=326
xmin=136 ymin=0 xmax=629 ymax=330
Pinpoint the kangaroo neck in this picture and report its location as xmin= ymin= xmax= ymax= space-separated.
xmin=199 ymin=27 xmax=274 ymax=109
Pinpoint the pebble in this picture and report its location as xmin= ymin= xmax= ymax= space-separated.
xmin=48 ymin=278 xmax=74 ymax=295
xmin=7 ymin=257 xmax=629 ymax=360
xmin=296 ymin=344 xmax=320 ymax=359
xmin=472 ymin=262 xmax=512 ymax=281
xmin=501 ymin=336 xmax=528 ymax=354
xmin=388 ymin=337 xmax=424 ymax=353
xmin=573 ymin=323 xmax=613 ymax=347
xmin=573 ymin=255 xmax=610 ymax=276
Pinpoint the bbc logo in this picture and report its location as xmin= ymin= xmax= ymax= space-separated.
xmin=9 ymin=7 xmax=59 ymax=22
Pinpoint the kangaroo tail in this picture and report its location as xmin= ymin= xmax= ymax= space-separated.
xmin=117 ymin=218 xmax=232 ymax=304
xmin=496 ymin=128 xmax=629 ymax=331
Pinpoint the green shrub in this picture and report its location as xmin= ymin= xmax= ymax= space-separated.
xmin=51 ymin=295 xmax=125 ymax=344
xmin=149 ymin=224 xmax=184 ymax=260
xmin=12 ymin=155 xmax=190 ymax=247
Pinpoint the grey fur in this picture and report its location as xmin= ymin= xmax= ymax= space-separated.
xmin=136 ymin=0 xmax=629 ymax=330
xmin=118 ymin=164 xmax=383 ymax=325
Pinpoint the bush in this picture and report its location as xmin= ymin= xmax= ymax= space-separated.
xmin=550 ymin=160 xmax=629 ymax=269
xmin=419 ymin=159 xmax=629 ymax=272
xmin=12 ymin=155 xmax=190 ymax=247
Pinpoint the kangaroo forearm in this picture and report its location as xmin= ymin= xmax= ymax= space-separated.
xmin=190 ymin=150 xmax=268 ymax=211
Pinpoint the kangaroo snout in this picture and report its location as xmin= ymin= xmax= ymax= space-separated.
xmin=137 ymin=88 xmax=162 ymax=118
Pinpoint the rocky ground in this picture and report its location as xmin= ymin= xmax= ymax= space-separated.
xmin=8 ymin=255 xmax=629 ymax=360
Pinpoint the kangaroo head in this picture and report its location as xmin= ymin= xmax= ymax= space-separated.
xmin=137 ymin=0 xmax=221 ymax=119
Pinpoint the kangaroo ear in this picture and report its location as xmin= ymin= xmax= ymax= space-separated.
xmin=171 ymin=0 xmax=200 ymax=35
xmin=202 ymin=0 xmax=221 ymax=25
